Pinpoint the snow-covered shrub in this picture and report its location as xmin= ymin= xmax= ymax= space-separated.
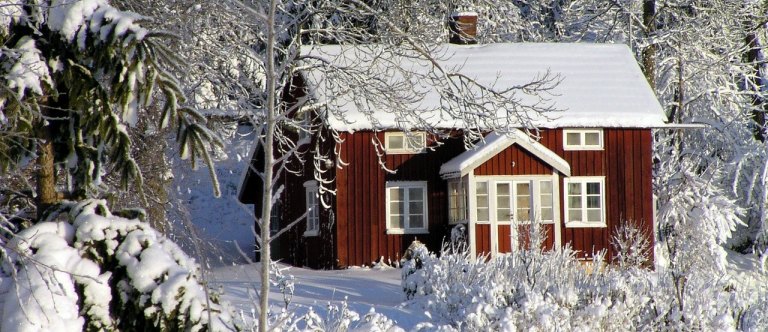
xmin=401 ymin=240 xmax=430 ymax=299
xmin=1 ymin=199 xmax=238 ymax=331
xmin=403 ymin=234 xmax=768 ymax=330
xmin=611 ymin=220 xmax=652 ymax=268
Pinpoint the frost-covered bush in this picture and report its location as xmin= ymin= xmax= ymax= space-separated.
xmin=403 ymin=240 xmax=768 ymax=331
xmin=611 ymin=220 xmax=652 ymax=268
xmin=1 ymin=199 xmax=238 ymax=331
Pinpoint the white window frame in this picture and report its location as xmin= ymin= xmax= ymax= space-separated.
xmin=448 ymin=179 xmax=468 ymax=224
xmin=304 ymin=180 xmax=320 ymax=237
xmin=384 ymin=131 xmax=426 ymax=154
xmin=385 ymin=181 xmax=429 ymax=234
xmin=563 ymin=129 xmax=604 ymax=151
xmin=563 ymin=176 xmax=606 ymax=228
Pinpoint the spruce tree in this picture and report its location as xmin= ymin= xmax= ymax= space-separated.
xmin=0 ymin=0 xmax=221 ymax=220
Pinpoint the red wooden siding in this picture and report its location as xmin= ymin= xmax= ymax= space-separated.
xmin=475 ymin=224 xmax=492 ymax=255
xmin=335 ymin=131 xmax=466 ymax=267
xmin=273 ymin=127 xmax=338 ymax=269
xmin=274 ymin=128 xmax=654 ymax=267
xmin=474 ymin=143 xmax=554 ymax=176
xmin=539 ymin=128 xmax=653 ymax=260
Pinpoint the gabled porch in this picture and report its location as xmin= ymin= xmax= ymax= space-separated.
xmin=440 ymin=130 xmax=571 ymax=257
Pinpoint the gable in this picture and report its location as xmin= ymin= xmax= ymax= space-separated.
xmin=440 ymin=130 xmax=570 ymax=178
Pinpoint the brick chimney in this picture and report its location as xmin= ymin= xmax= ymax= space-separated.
xmin=449 ymin=11 xmax=478 ymax=44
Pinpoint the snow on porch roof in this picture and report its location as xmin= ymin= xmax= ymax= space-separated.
xmin=440 ymin=130 xmax=571 ymax=179
xmin=301 ymin=43 xmax=667 ymax=131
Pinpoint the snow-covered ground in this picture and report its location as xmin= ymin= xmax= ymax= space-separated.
xmin=210 ymin=263 xmax=429 ymax=330
xmin=169 ymin=121 xmax=257 ymax=266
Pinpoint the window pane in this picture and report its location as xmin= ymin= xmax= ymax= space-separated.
xmin=541 ymin=194 xmax=553 ymax=206
xmin=587 ymin=209 xmax=601 ymax=222
xmin=540 ymin=180 xmax=552 ymax=193
xmin=390 ymin=201 xmax=404 ymax=215
xmin=587 ymin=196 xmax=601 ymax=208
xmin=566 ymin=132 xmax=581 ymax=145
xmin=477 ymin=208 xmax=489 ymax=221
xmin=476 ymin=182 xmax=488 ymax=195
xmin=497 ymin=183 xmax=510 ymax=195
xmin=587 ymin=182 xmax=600 ymax=195
xmin=409 ymin=187 xmax=423 ymax=201
xmin=517 ymin=208 xmax=530 ymax=221
xmin=448 ymin=181 xmax=458 ymax=193
xmin=476 ymin=195 xmax=488 ymax=208
xmin=568 ymin=183 xmax=581 ymax=195
xmin=407 ymin=133 xmax=425 ymax=150
xmin=409 ymin=215 xmax=424 ymax=228
xmin=390 ymin=215 xmax=404 ymax=229
xmin=497 ymin=209 xmax=510 ymax=221
xmin=568 ymin=209 xmax=582 ymax=222
xmin=388 ymin=135 xmax=404 ymax=149
xmin=516 ymin=183 xmax=530 ymax=195
xmin=516 ymin=196 xmax=530 ymax=210
xmin=541 ymin=207 xmax=553 ymax=221
xmin=497 ymin=196 xmax=510 ymax=209
xmin=585 ymin=132 xmax=600 ymax=146
xmin=389 ymin=188 xmax=403 ymax=201
xmin=409 ymin=201 xmax=423 ymax=214
xmin=568 ymin=196 xmax=582 ymax=209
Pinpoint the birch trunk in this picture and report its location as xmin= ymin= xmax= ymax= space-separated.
xmin=259 ymin=0 xmax=278 ymax=330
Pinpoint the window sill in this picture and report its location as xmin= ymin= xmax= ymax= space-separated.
xmin=565 ymin=222 xmax=606 ymax=228
xmin=385 ymin=149 xmax=427 ymax=155
xmin=303 ymin=230 xmax=319 ymax=237
xmin=386 ymin=229 xmax=429 ymax=235
xmin=563 ymin=146 xmax=603 ymax=151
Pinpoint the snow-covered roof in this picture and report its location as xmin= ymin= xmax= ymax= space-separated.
xmin=440 ymin=130 xmax=570 ymax=178
xmin=301 ymin=43 xmax=667 ymax=131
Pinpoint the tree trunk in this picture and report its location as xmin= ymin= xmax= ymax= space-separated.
xmin=36 ymin=122 xmax=58 ymax=220
xmin=259 ymin=0 xmax=278 ymax=330
xmin=642 ymin=0 xmax=656 ymax=88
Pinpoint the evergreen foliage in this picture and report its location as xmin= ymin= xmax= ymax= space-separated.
xmin=0 ymin=0 xmax=221 ymax=208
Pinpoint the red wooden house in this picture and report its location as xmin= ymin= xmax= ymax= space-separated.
xmin=238 ymin=42 xmax=667 ymax=269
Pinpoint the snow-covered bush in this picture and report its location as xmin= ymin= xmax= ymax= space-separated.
xmin=403 ymin=237 xmax=768 ymax=330
xmin=1 ymin=199 xmax=238 ymax=331
xmin=611 ymin=220 xmax=652 ymax=268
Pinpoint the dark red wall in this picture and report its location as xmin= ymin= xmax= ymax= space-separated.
xmin=334 ymin=132 xmax=465 ymax=267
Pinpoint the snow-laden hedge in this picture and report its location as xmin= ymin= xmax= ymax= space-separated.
xmin=1 ymin=200 xmax=238 ymax=331
xmin=403 ymin=244 xmax=768 ymax=331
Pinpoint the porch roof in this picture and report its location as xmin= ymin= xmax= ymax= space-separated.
xmin=439 ymin=130 xmax=571 ymax=179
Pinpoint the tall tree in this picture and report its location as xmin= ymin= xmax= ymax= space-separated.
xmin=0 ymin=0 xmax=221 ymax=220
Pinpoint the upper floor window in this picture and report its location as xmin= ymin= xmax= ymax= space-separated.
xmin=563 ymin=129 xmax=603 ymax=150
xmin=564 ymin=177 xmax=606 ymax=228
xmin=304 ymin=181 xmax=320 ymax=236
xmin=386 ymin=181 xmax=428 ymax=234
xmin=385 ymin=131 xmax=426 ymax=154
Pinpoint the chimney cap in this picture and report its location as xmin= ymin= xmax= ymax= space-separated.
xmin=451 ymin=11 xmax=478 ymax=17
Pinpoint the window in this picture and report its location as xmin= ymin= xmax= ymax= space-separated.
xmin=564 ymin=177 xmax=606 ymax=227
xmin=448 ymin=180 xmax=467 ymax=223
xmin=563 ymin=129 xmax=603 ymax=150
xmin=386 ymin=181 xmax=428 ymax=234
xmin=538 ymin=180 xmax=554 ymax=223
xmin=475 ymin=181 xmax=489 ymax=222
xmin=385 ymin=131 xmax=426 ymax=154
xmin=304 ymin=181 xmax=320 ymax=236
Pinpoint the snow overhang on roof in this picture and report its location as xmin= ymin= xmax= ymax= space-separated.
xmin=440 ymin=130 xmax=571 ymax=179
xmin=300 ymin=43 xmax=668 ymax=131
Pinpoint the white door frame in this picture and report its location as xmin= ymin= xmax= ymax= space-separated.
xmin=469 ymin=173 xmax=561 ymax=258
